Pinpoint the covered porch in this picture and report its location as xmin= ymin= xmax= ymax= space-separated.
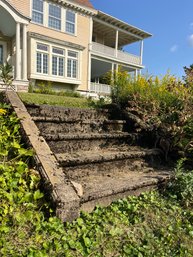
xmin=89 ymin=11 xmax=151 ymax=95
xmin=90 ymin=57 xmax=141 ymax=95
xmin=0 ymin=0 xmax=29 ymax=91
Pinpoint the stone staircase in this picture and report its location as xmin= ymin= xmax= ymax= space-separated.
xmin=26 ymin=104 xmax=171 ymax=212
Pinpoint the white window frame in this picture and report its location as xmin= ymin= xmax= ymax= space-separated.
xmin=34 ymin=40 xmax=80 ymax=81
xmin=31 ymin=1 xmax=77 ymax=36
xmin=48 ymin=3 xmax=61 ymax=31
xmin=36 ymin=43 xmax=49 ymax=74
xmin=32 ymin=0 xmax=44 ymax=25
xmin=67 ymin=50 xmax=79 ymax=79
xmin=52 ymin=47 xmax=65 ymax=77
xmin=65 ymin=10 xmax=76 ymax=35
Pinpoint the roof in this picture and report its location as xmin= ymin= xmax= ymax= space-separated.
xmin=72 ymin=0 xmax=94 ymax=9
xmin=54 ymin=0 xmax=96 ymax=15
xmin=93 ymin=11 xmax=152 ymax=47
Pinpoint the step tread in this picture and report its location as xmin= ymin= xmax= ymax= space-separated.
xmin=43 ymin=132 xmax=134 ymax=140
xmin=32 ymin=116 xmax=109 ymax=122
xmin=77 ymin=169 xmax=171 ymax=203
xmin=32 ymin=116 xmax=126 ymax=124
xmin=56 ymin=147 xmax=161 ymax=166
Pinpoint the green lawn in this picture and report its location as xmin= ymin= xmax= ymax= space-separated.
xmin=18 ymin=92 xmax=91 ymax=109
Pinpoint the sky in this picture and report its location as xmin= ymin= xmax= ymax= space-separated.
xmin=91 ymin=0 xmax=193 ymax=79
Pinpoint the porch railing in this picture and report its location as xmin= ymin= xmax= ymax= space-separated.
xmin=90 ymin=42 xmax=141 ymax=66
xmin=90 ymin=82 xmax=111 ymax=95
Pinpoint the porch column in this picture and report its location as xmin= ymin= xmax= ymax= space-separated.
xmin=22 ymin=24 xmax=27 ymax=80
xmin=115 ymin=30 xmax=119 ymax=57
xmin=140 ymin=40 xmax=144 ymax=65
xmin=134 ymin=69 xmax=138 ymax=79
xmin=88 ymin=17 xmax=93 ymax=91
xmin=16 ymin=22 xmax=21 ymax=80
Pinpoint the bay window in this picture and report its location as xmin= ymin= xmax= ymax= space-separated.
xmin=35 ymin=42 xmax=79 ymax=80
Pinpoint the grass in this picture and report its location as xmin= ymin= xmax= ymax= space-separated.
xmin=18 ymin=92 xmax=91 ymax=109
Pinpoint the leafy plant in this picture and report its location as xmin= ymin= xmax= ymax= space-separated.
xmin=0 ymin=62 xmax=14 ymax=91
xmin=166 ymin=159 xmax=193 ymax=207
xmin=105 ymin=69 xmax=193 ymax=160
xmin=35 ymin=81 xmax=54 ymax=94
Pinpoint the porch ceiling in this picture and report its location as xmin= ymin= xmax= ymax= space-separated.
xmin=91 ymin=58 xmax=112 ymax=79
xmin=93 ymin=11 xmax=152 ymax=48
xmin=0 ymin=7 xmax=15 ymax=37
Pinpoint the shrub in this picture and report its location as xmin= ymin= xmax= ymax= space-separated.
xmin=34 ymin=81 xmax=54 ymax=94
xmin=28 ymin=83 xmax=34 ymax=93
xmin=166 ymin=159 xmax=193 ymax=207
xmin=106 ymin=69 xmax=193 ymax=160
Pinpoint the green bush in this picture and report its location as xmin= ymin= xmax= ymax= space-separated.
xmin=166 ymin=159 xmax=193 ymax=207
xmin=32 ymin=82 xmax=83 ymax=98
xmin=34 ymin=81 xmax=54 ymax=94
xmin=106 ymin=69 xmax=193 ymax=160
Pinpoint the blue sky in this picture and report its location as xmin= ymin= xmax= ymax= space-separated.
xmin=91 ymin=0 xmax=193 ymax=79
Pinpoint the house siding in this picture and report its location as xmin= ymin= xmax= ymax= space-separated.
xmin=9 ymin=0 xmax=31 ymax=17
xmin=28 ymin=13 xmax=90 ymax=90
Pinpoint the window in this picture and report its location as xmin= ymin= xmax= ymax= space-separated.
xmin=0 ymin=45 xmax=3 ymax=64
xmin=66 ymin=10 xmax=75 ymax=34
xmin=67 ymin=50 xmax=78 ymax=78
xmin=48 ymin=4 xmax=61 ymax=30
xmin=36 ymin=43 xmax=48 ymax=74
xmin=32 ymin=0 xmax=44 ymax=24
xmin=52 ymin=47 xmax=65 ymax=76
xmin=35 ymin=42 xmax=80 ymax=80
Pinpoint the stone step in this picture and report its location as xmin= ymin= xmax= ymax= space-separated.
xmin=44 ymin=132 xmax=137 ymax=153
xmin=78 ymin=169 xmax=171 ymax=212
xmin=44 ymin=132 xmax=131 ymax=141
xmin=34 ymin=119 xmax=126 ymax=134
xmin=57 ymin=148 xmax=163 ymax=179
xmin=26 ymin=104 xmax=109 ymax=121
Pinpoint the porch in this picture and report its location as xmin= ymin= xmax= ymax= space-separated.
xmin=90 ymin=42 xmax=141 ymax=66
xmin=0 ymin=0 xmax=29 ymax=91
xmin=89 ymin=11 xmax=151 ymax=95
xmin=89 ymin=57 xmax=140 ymax=95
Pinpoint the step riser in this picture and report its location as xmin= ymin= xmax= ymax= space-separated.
xmin=81 ymin=184 xmax=161 ymax=213
xmin=63 ymin=157 xmax=160 ymax=180
xmin=36 ymin=121 xmax=125 ymax=134
xmin=48 ymin=138 xmax=131 ymax=153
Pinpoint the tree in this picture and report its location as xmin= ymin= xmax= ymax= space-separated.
xmin=183 ymin=64 xmax=193 ymax=88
